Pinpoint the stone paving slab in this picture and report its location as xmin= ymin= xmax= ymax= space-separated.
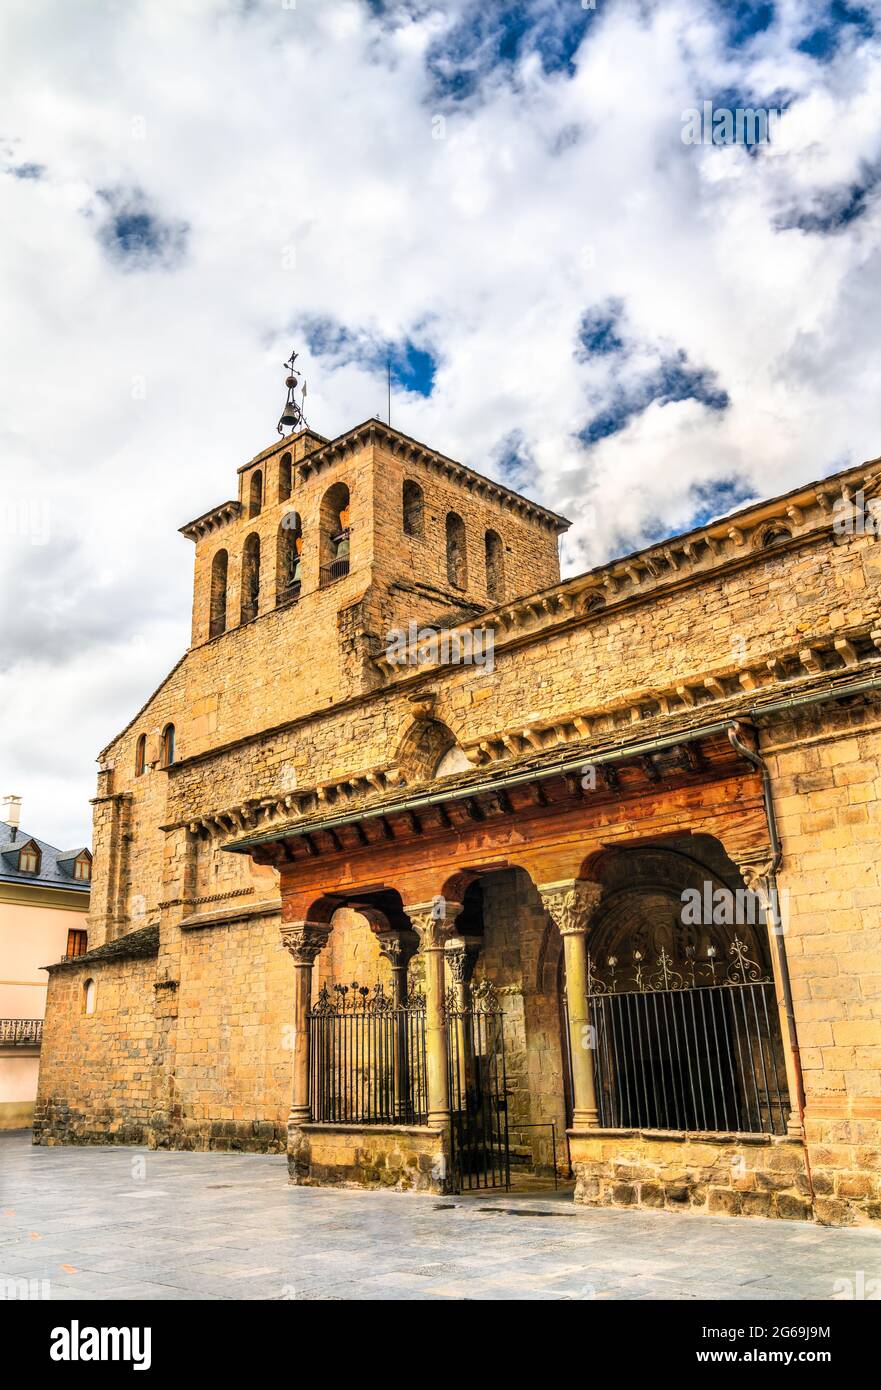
xmin=1 ymin=1132 xmax=879 ymax=1301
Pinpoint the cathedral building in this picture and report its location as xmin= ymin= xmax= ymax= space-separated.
xmin=34 ymin=393 xmax=881 ymax=1225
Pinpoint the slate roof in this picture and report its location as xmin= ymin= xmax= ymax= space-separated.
xmin=0 ymin=819 xmax=91 ymax=894
xmin=47 ymin=923 xmax=158 ymax=971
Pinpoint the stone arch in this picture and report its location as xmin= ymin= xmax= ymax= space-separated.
xmin=394 ymin=715 xmax=467 ymax=784
xmin=402 ymin=479 xmax=424 ymax=537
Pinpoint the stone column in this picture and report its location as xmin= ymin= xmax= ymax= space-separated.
xmin=405 ymin=898 xmax=462 ymax=1128
xmin=732 ymin=850 xmax=804 ymax=1137
xmin=445 ymin=935 xmax=481 ymax=1106
xmin=281 ymin=922 xmax=332 ymax=1128
xmin=376 ymin=928 xmax=419 ymax=1120
xmin=539 ymin=879 xmax=603 ymax=1130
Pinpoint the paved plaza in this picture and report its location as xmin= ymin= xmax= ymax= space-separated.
xmin=1 ymin=1132 xmax=879 ymax=1301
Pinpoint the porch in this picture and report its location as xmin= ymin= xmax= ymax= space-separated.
xmin=225 ymin=720 xmax=811 ymax=1216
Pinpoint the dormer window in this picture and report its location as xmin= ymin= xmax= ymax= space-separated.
xmin=18 ymin=841 xmax=40 ymax=875
xmin=73 ymin=853 xmax=91 ymax=882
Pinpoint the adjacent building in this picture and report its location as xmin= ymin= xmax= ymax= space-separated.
xmin=0 ymin=795 xmax=90 ymax=1128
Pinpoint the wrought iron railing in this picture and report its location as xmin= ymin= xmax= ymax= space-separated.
xmin=276 ymin=579 xmax=301 ymax=607
xmin=586 ymin=940 xmax=788 ymax=1136
xmin=319 ymin=556 xmax=350 ymax=585
xmin=309 ymin=981 xmax=427 ymax=1125
xmin=0 ymin=1018 xmax=43 ymax=1046
xmin=446 ymin=982 xmax=510 ymax=1191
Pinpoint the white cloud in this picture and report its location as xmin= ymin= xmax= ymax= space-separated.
xmin=1 ymin=0 xmax=881 ymax=843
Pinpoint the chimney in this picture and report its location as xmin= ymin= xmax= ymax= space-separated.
xmin=2 ymin=795 xmax=21 ymax=839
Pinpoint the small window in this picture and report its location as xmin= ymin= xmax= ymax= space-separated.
xmin=135 ymin=734 xmax=146 ymax=777
xmin=73 ymin=854 xmax=91 ymax=882
xmin=66 ymin=928 xmax=88 ymax=958
xmin=319 ymin=482 xmax=351 ymax=586
xmin=760 ymin=524 xmax=791 ymax=548
xmin=241 ymin=532 xmax=261 ymax=621
xmin=161 ymin=723 xmax=175 ymax=768
xmin=249 ymin=469 xmax=263 ymax=518
xmin=18 ymin=843 xmax=40 ymax=875
xmin=446 ymin=512 xmax=467 ymax=589
xmin=83 ymin=978 xmax=96 ymax=1015
xmin=485 ymin=529 xmax=504 ymax=601
xmin=278 ymin=452 xmax=293 ymax=502
xmin=277 ymin=513 xmax=302 ymax=606
xmin=403 ymin=480 xmax=424 ymax=538
xmin=209 ymin=549 xmax=228 ymax=639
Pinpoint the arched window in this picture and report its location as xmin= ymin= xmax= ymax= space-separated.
xmin=249 ymin=469 xmax=263 ymax=518
xmin=18 ymin=841 xmax=40 ymax=875
xmin=446 ymin=512 xmax=467 ymax=589
xmin=485 ymin=529 xmax=504 ymax=601
xmin=277 ymin=512 xmax=302 ymax=606
xmin=161 ymin=723 xmax=175 ymax=768
xmin=209 ymin=549 xmax=228 ymax=639
xmin=241 ymin=532 xmax=261 ymax=622
xmin=135 ymin=733 xmax=146 ymax=777
xmin=83 ymin=978 xmax=96 ymax=1016
xmin=319 ymin=482 xmax=351 ymax=585
xmin=402 ymin=480 xmax=424 ymax=538
xmin=760 ymin=524 xmax=791 ymax=549
xmin=278 ymin=453 xmax=293 ymax=502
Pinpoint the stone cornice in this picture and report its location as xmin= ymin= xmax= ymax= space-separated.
xmin=172 ymin=634 xmax=881 ymax=846
xmin=373 ymin=461 xmax=881 ymax=685
xmin=179 ymin=500 xmax=242 ymax=542
xmin=295 ymin=419 xmax=571 ymax=533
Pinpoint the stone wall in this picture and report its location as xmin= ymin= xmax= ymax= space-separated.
xmin=292 ymin=1122 xmax=446 ymax=1192
xmin=34 ymin=945 xmax=157 ymax=1146
xmin=569 ymin=1130 xmax=812 ymax=1220
xmin=765 ymin=699 xmax=881 ymax=1225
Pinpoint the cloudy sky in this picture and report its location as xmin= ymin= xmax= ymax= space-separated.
xmin=2 ymin=0 xmax=881 ymax=846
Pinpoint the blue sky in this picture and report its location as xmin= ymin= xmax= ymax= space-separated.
xmin=2 ymin=0 xmax=881 ymax=841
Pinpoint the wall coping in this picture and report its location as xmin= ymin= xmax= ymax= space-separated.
xmin=567 ymin=1127 xmax=800 ymax=1147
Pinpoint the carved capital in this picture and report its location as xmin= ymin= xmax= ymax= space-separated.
xmin=538 ymin=879 xmax=602 ymax=936
xmin=405 ymin=898 xmax=463 ymax=949
xmin=280 ymin=921 xmax=332 ymax=965
xmin=730 ymin=847 xmax=775 ymax=909
xmin=444 ymin=934 xmax=481 ymax=984
xmin=375 ymin=929 xmax=419 ymax=968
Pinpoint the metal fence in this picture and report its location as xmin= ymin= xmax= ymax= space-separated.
xmin=0 ymin=1018 xmax=43 ymax=1046
xmin=587 ymin=940 xmax=789 ymax=1136
xmin=446 ymin=984 xmax=511 ymax=1191
xmin=308 ymin=982 xmax=427 ymax=1125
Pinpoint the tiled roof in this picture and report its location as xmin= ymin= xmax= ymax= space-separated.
xmin=0 ymin=819 xmax=91 ymax=894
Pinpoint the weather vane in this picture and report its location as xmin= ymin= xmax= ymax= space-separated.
xmin=277 ymin=348 xmax=309 ymax=436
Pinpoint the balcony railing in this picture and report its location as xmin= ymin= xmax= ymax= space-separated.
xmin=0 ymin=1018 xmax=43 ymax=1047
xmin=276 ymin=579 xmax=302 ymax=608
xmin=319 ymin=557 xmax=350 ymax=586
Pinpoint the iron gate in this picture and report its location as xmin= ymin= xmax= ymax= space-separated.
xmin=446 ymin=983 xmax=510 ymax=1191
xmin=585 ymin=939 xmax=789 ymax=1135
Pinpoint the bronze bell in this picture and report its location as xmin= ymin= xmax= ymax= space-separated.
xmin=279 ymin=399 xmax=301 ymax=430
